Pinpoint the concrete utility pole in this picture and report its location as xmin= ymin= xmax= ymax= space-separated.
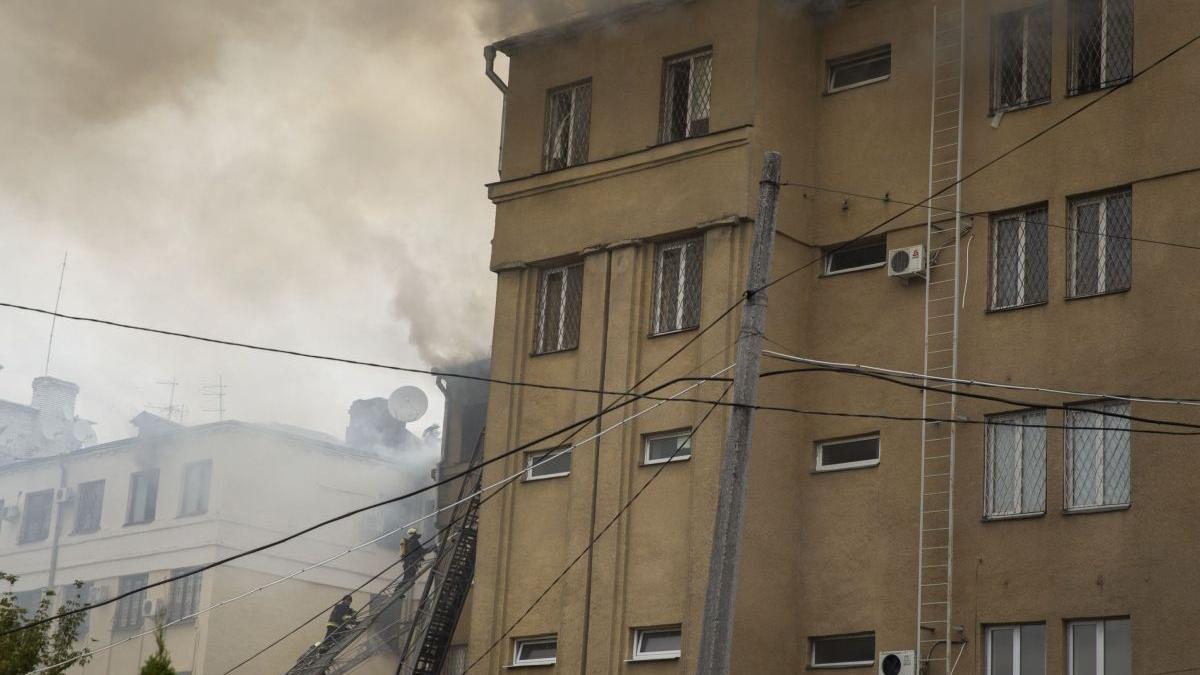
xmin=697 ymin=151 xmax=781 ymax=675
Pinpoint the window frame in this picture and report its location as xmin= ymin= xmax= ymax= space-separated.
xmin=533 ymin=262 xmax=583 ymax=356
xmin=179 ymin=460 xmax=213 ymax=517
xmin=809 ymin=632 xmax=876 ymax=669
xmin=989 ymin=205 xmax=1049 ymax=311
xmin=1064 ymin=400 xmax=1132 ymax=512
xmin=18 ymin=489 xmax=54 ymax=544
xmin=659 ymin=47 xmax=713 ymax=144
xmin=125 ymin=468 xmax=160 ymax=525
xmin=524 ymin=447 xmax=572 ymax=482
xmin=642 ymin=429 xmax=693 ymax=466
xmin=651 ymin=237 xmax=704 ymax=336
xmin=512 ymin=635 xmax=558 ymax=667
xmin=631 ymin=625 xmax=683 ymax=662
xmin=1068 ymin=0 xmax=1134 ymax=95
xmin=166 ymin=567 xmax=203 ymax=623
xmin=823 ymin=237 xmax=888 ymax=276
xmin=826 ymin=44 xmax=892 ymax=93
xmin=985 ymin=623 xmax=1046 ymax=675
xmin=1067 ymin=618 xmax=1131 ymax=675
xmin=1067 ymin=188 xmax=1132 ymax=299
xmin=990 ymin=4 xmax=1052 ymax=113
xmin=815 ymin=433 xmax=881 ymax=472
xmin=542 ymin=79 xmax=592 ymax=171
xmin=113 ymin=572 xmax=149 ymax=631
xmin=72 ymin=479 xmax=106 ymax=534
xmin=984 ymin=409 xmax=1048 ymax=519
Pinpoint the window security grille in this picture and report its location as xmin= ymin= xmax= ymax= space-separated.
xmin=1069 ymin=188 xmax=1132 ymax=298
xmin=542 ymin=81 xmax=592 ymax=171
xmin=533 ymin=263 xmax=583 ymax=355
xmin=18 ymin=489 xmax=53 ymax=544
xmin=1065 ymin=401 xmax=1131 ymax=510
xmin=1069 ymin=0 xmax=1134 ymax=95
xmin=991 ymin=206 xmax=1048 ymax=310
xmin=166 ymin=567 xmax=202 ymax=622
xmin=1068 ymin=618 xmax=1131 ymax=675
xmin=652 ymin=237 xmax=703 ymax=335
xmin=445 ymin=645 xmax=468 ymax=675
xmin=113 ymin=573 xmax=149 ymax=631
xmin=985 ymin=410 xmax=1047 ymax=518
xmin=73 ymin=479 xmax=105 ymax=534
xmin=660 ymin=49 xmax=712 ymax=143
xmin=986 ymin=624 xmax=1046 ymax=675
xmin=991 ymin=5 xmax=1051 ymax=112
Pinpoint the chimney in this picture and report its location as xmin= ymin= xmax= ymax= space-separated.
xmin=346 ymin=397 xmax=406 ymax=452
xmin=31 ymin=376 xmax=79 ymax=423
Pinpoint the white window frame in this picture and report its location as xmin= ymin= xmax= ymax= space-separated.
xmin=652 ymin=239 xmax=702 ymax=335
xmin=524 ymin=447 xmax=572 ymax=482
xmin=1067 ymin=619 xmax=1130 ymax=675
xmin=1065 ymin=400 xmax=1131 ymax=511
xmin=823 ymin=238 xmax=887 ymax=276
xmin=826 ymin=45 xmax=892 ymax=93
xmin=985 ymin=624 xmax=1045 ymax=675
xmin=535 ymin=263 xmax=581 ymax=354
xmin=810 ymin=632 xmax=876 ymax=669
xmin=643 ymin=429 xmax=693 ymax=465
xmin=512 ymin=636 xmax=558 ymax=667
xmin=985 ymin=409 xmax=1047 ymax=518
xmin=1068 ymin=191 xmax=1130 ymax=297
xmin=815 ymin=434 xmax=881 ymax=472
xmin=631 ymin=626 xmax=682 ymax=662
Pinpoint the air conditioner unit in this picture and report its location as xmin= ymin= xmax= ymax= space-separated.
xmin=141 ymin=598 xmax=165 ymax=618
xmin=54 ymin=487 xmax=75 ymax=504
xmin=879 ymin=650 xmax=915 ymax=675
xmin=1 ymin=505 xmax=19 ymax=521
xmin=887 ymin=245 xmax=926 ymax=279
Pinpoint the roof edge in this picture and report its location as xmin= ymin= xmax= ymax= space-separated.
xmin=490 ymin=0 xmax=694 ymax=54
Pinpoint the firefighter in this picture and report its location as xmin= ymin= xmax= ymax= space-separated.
xmin=322 ymin=594 xmax=355 ymax=648
xmin=401 ymin=527 xmax=423 ymax=582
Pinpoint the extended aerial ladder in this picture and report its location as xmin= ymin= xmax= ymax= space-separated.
xmin=915 ymin=3 xmax=966 ymax=675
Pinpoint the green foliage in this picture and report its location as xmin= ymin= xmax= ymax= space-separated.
xmin=0 ymin=572 xmax=92 ymax=675
xmin=139 ymin=617 xmax=175 ymax=675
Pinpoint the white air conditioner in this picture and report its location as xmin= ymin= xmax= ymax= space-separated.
xmin=887 ymin=245 xmax=926 ymax=279
xmin=1 ymin=505 xmax=19 ymax=521
xmin=879 ymin=650 xmax=915 ymax=675
xmin=141 ymin=598 xmax=164 ymax=618
xmin=54 ymin=487 xmax=75 ymax=504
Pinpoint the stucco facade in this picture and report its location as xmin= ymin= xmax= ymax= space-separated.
xmin=469 ymin=1 xmax=1200 ymax=674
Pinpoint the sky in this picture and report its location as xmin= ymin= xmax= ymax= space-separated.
xmin=0 ymin=0 xmax=633 ymax=443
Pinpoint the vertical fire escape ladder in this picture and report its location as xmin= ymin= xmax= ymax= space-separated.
xmin=916 ymin=3 xmax=966 ymax=675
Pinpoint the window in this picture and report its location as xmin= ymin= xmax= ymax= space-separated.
xmin=126 ymin=469 xmax=159 ymax=525
xmin=73 ymin=480 xmax=105 ymax=534
xmin=18 ymin=489 xmax=53 ymax=544
xmin=986 ymin=624 xmax=1046 ymax=675
xmin=180 ymin=460 xmax=212 ymax=517
xmin=816 ymin=434 xmax=880 ymax=472
xmin=660 ymin=48 xmax=712 ymax=143
xmin=827 ymin=45 xmax=892 ymax=93
xmin=533 ymin=263 xmax=583 ymax=355
xmin=1068 ymin=188 xmax=1132 ymax=298
xmin=985 ymin=410 xmax=1047 ymax=518
xmin=810 ymin=632 xmax=875 ymax=668
xmin=643 ymin=429 xmax=693 ymax=465
xmin=990 ymin=205 xmax=1048 ymax=310
xmin=1066 ymin=401 xmax=1131 ymax=510
xmin=62 ymin=581 xmax=93 ymax=639
xmin=991 ymin=5 xmax=1051 ymax=112
xmin=543 ymin=80 xmax=592 ymax=171
xmin=12 ymin=589 xmax=43 ymax=616
xmin=113 ymin=573 xmax=148 ymax=631
xmin=824 ymin=238 xmax=887 ymax=275
xmin=651 ymin=237 xmax=703 ymax=335
xmin=445 ymin=644 xmax=468 ymax=675
xmin=1068 ymin=618 xmax=1131 ymax=675
xmin=513 ymin=636 xmax=557 ymax=666
xmin=525 ymin=447 xmax=572 ymax=481
xmin=632 ymin=626 xmax=682 ymax=661
xmin=1069 ymin=0 xmax=1134 ymax=95
xmin=166 ymin=568 xmax=202 ymax=622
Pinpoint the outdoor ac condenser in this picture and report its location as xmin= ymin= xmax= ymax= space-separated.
xmin=887 ymin=245 xmax=926 ymax=279
xmin=878 ymin=650 xmax=915 ymax=675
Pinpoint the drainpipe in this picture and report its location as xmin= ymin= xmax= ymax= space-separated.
xmin=484 ymin=45 xmax=509 ymax=176
xmin=46 ymin=456 xmax=67 ymax=588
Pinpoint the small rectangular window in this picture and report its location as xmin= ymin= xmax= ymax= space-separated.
xmin=1066 ymin=401 xmax=1131 ymax=510
xmin=180 ymin=460 xmax=212 ymax=517
xmin=62 ymin=581 xmax=93 ymax=639
xmin=73 ymin=480 xmax=105 ymax=534
xmin=534 ymin=263 xmax=584 ymax=355
xmin=990 ymin=205 xmax=1048 ymax=310
xmin=660 ymin=48 xmax=712 ymax=143
xmin=126 ymin=469 xmax=159 ymax=525
xmin=985 ymin=410 xmax=1047 ymax=518
xmin=643 ymin=430 xmax=693 ymax=465
xmin=1068 ymin=618 xmax=1131 ymax=675
xmin=816 ymin=434 xmax=880 ymax=472
xmin=525 ymin=447 xmax=572 ymax=481
xmin=827 ymin=45 xmax=892 ymax=93
xmin=986 ymin=623 xmax=1046 ymax=675
xmin=651 ymin=237 xmax=704 ymax=335
xmin=811 ymin=632 xmax=875 ymax=668
xmin=824 ymin=238 xmax=887 ymax=275
xmin=166 ymin=568 xmax=202 ymax=623
xmin=18 ymin=489 xmax=54 ymax=544
xmin=1068 ymin=188 xmax=1132 ymax=298
xmin=12 ymin=589 xmax=43 ymax=615
xmin=513 ymin=636 xmax=558 ymax=666
xmin=1069 ymin=0 xmax=1134 ymax=95
xmin=543 ymin=80 xmax=592 ymax=171
xmin=113 ymin=573 xmax=149 ymax=631
xmin=633 ymin=626 xmax=682 ymax=661
xmin=991 ymin=4 xmax=1052 ymax=112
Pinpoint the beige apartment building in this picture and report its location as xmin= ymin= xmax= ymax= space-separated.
xmin=468 ymin=1 xmax=1200 ymax=674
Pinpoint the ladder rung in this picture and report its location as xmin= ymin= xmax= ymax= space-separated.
xmin=925 ymin=491 xmax=950 ymax=496
xmin=933 ymin=109 xmax=960 ymax=118
xmin=924 ymin=505 xmax=951 ymax=510
xmin=922 ymin=601 xmax=949 ymax=605
xmin=929 ymin=313 xmax=955 ymax=320
xmin=922 ymin=563 xmax=948 ymax=568
xmin=925 ymin=454 xmax=951 ymax=460
xmin=923 ymin=527 xmax=950 ymax=532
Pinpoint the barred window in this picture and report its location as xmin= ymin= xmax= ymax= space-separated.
xmin=991 ymin=5 xmax=1051 ymax=112
xmin=113 ymin=573 xmax=148 ymax=631
xmin=62 ymin=581 xmax=93 ymax=639
xmin=18 ymin=489 xmax=53 ymax=544
xmin=533 ymin=263 xmax=583 ymax=355
xmin=73 ymin=480 xmax=105 ymax=534
xmin=180 ymin=460 xmax=212 ymax=517
xmin=985 ymin=410 xmax=1047 ymax=518
xmin=445 ymin=645 xmax=468 ymax=675
xmin=660 ymin=49 xmax=712 ymax=143
xmin=990 ymin=205 xmax=1048 ymax=310
xmin=542 ymin=80 xmax=591 ymax=171
xmin=1069 ymin=0 xmax=1134 ymax=95
xmin=651 ymin=237 xmax=703 ymax=335
xmin=1066 ymin=401 xmax=1131 ymax=510
xmin=1069 ymin=188 xmax=1132 ymax=298
xmin=166 ymin=567 xmax=202 ymax=623
xmin=126 ymin=469 xmax=159 ymax=524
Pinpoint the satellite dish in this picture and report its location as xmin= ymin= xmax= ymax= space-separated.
xmin=72 ymin=420 xmax=93 ymax=443
xmin=387 ymin=386 xmax=428 ymax=423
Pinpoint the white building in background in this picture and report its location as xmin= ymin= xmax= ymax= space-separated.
xmin=0 ymin=376 xmax=95 ymax=464
xmin=0 ymin=378 xmax=437 ymax=675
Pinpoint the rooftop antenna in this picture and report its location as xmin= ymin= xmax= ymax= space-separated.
xmin=148 ymin=377 xmax=188 ymax=423
xmin=201 ymin=376 xmax=227 ymax=421
xmin=43 ymin=252 xmax=68 ymax=376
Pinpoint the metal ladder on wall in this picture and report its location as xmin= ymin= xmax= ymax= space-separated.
xmin=916 ymin=3 xmax=965 ymax=675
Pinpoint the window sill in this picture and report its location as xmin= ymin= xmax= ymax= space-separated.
xmin=530 ymin=346 xmax=579 ymax=358
xmin=1065 ymin=287 xmax=1131 ymax=302
xmin=820 ymin=262 xmax=886 ymax=278
xmin=825 ymin=74 xmax=891 ymax=95
xmin=69 ymin=529 xmax=99 ymax=537
xmin=124 ymin=520 xmax=156 ymax=527
xmin=988 ymin=98 xmax=1051 ymax=116
xmin=642 ymin=456 xmax=691 ymax=467
xmin=807 ymin=662 xmax=875 ymax=670
xmin=811 ymin=461 xmax=880 ymax=474
xmin=505 ymin=662 xmax=556 ymax=669
xmin=627 ymin=655 xmax=681 ymax=663
xmin=982 ymin=511 xmax=1044 ymax=522
xmin=648 ymin=326 xmax=699 ymax=340
xmin=523 ymin=473 xmax=570 ymax=483
xmin=984 ymin=300 xmax=1048 ymax=314
xmin=177 ymin=510 xmax=208 ymax=519
xmin=1067 ymin=79 xmax=1131 ymax=97
xmin=1064 ymin=504 xmax=1130 ymax=516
